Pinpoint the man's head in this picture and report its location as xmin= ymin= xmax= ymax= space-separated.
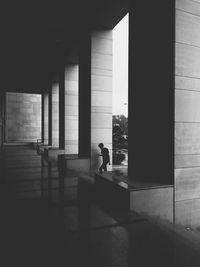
xmin=98 ymin=143 xmax=104 ymax=149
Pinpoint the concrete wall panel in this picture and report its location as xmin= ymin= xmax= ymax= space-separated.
xmin=91 ymin=106 xmax=112 ymax=113
xmin=64 ymin=64 xmax=79 ymax=154
xmin=175 ymin=0 xmax=200 ymax=228
xmin=175 ymin=199 xmax=200 ymax=228
xmin=175 ymin=123 xmax=200 ymax=154
xmin=176 ymin=0 xmax=200 ymax=16
xmin=52 ymin=83 xmax=59 ymax=147
xmin=176 ymin=10 xmax=200 ymax=47
xmin=175 ymin=90 xmax=200 ymax=122
xmin=91 ymin=53 xmax=112 ymax=70
xmin=130 ymin=187 xmax=174 ymax=223
xmin=91 ymin=68 xmax=112 ymax=77
xmin=175 ymin=76 xmax=200 ymax=91
xmin=91 ymin=113 xmax=112 ymax=129
xmin=176 ymin=43 xmax=200 ymax=77
xmin=92 ymin=91 xmax=112 ymax=107
xmin=92 ymin=37 xmax=112 ymax=54
xmin=91 ymin=75 xmax=112 ymax=92
xmin=175 ymin=167 xmax=200 ymax=201
xmin=65 ymin=130 xmax=78 ymax=141
xmin=90 ymin=29 xmax=113 ymax=173
xmin=175 ymin=154 xmax=200 ymax=168
xmin=44 ymin=93 xmax=48 ymax=143
xmin=6 ymin=92 xmax=41 ymax=142
xmin=92 ymin=30 xmax=112 ymax=40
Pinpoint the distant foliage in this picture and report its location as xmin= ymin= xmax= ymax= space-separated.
xmin=113 ymin=150 xmax=126 ymax=164
xmin=113 ymin=115 xmax=128 ymax=149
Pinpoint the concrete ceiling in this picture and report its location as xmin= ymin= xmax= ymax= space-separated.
xmin=0 ymin=0 xmax=128 ymax=94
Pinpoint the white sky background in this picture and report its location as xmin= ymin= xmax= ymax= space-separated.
xmin=112 ymin=13 xmax=129 ymax=117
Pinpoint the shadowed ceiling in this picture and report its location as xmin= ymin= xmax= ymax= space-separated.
xmin=0 ymin=0 xmax=128 ymax=93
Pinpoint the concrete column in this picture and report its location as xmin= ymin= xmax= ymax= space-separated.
xmin=65 ymin=64 xmax=79 ymax=154
xmin=41 ymin=94 xmax=44 ymax=143
xmin=90 ymin=29 xmax=113 ymax=172
xmin=128 ymin=1 xmax=174 ymax=183
xmin=48 ymin=88 xmax=52 ymax=146
xmin=52 ymin=83 xmax=59 ymax=147
xmin=175 ymin=0 xmax=200 ymax=227
xmin=5 ymin=92 xmax=41 ymax=142
xmin=79 ymin=32 xmax=91 ymax=158
xmin=59 ymin=67 xmax=65 ymax=150
xmin=79 ymin=30 xmax=112 ymax=172
xmin=43 ymin=93 xmax=49 ymax=144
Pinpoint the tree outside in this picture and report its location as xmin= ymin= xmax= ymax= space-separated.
xmin=113 ymin=115 xmax=128 ymax=165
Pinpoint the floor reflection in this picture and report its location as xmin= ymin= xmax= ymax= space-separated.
xmin=1 ymin=146 xmax=200 ymax=267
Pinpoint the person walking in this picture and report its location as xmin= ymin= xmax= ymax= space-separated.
xmin=98 ymin=143 xmax=110 ymax=174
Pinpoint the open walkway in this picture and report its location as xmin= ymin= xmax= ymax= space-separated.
xmin=1 ymin=146 xmax=200 ymax=266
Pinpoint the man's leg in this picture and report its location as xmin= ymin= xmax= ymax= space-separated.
xmin=103 ymin=162 xmax=107 ymax=172
xmin=99 ymin=164 xmax=103 ymax=174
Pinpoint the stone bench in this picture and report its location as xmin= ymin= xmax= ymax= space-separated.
xmin=58 ymin=154 xmax=90 ymax=174
xmin=94 ymin=172 xmax=134 ymax=211
xmin=44 ymin=147 xmax=64 ymax=160
xmin=94 ymin=172 xmax=174 ymax=222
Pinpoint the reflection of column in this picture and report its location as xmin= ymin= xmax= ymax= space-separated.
xmin=48 ymin=161 xmax=52 ymax=201
xmin=52 ymin=83 xmax=59 ymax=147
xmin=0 ymin=92 xmax=5 ymax=146
xmin=128 ymin=2 xmax=174 ymax=183
xmin=65 ymin=65 xmax=79 ymax=154
xmin=41 ymin=156 xmax=45 ymax=199
xmin=91 ymin=29 xmax=113 ymax=172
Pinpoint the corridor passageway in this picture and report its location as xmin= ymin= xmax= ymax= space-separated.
xmin=1 ymin=145 xmax=200 ymax=267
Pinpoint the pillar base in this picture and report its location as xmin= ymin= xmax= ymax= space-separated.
xmin=94 ymin=172 xmax=173 ymax=222
xmin=44 ymin=147 xmax=65 ymax=160
xmin=37 ymin=144 xmax=52 ymax=155
xmin=58 ymin=154 xmax=90 ymax=174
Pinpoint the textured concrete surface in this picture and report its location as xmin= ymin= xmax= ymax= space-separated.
xmin=6 ymin=92 xmax=41 ymax=142
xmin=2 ymin=146 xmax=200 ymax=267
xmin=91 ymin=29 xmax=113 ymax=173
xmin=52 ymin=83 xmax=59 ymax=147
xmin=43 ymin=93 xmax=49 ymax=144
xmin=64 ymin=64 xmax=79 ymax=154
xmin=175 ymin=0 xmax=200 ymax=228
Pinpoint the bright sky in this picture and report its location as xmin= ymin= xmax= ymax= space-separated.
xmin=112 ymin=13 xmax=129 ymax=117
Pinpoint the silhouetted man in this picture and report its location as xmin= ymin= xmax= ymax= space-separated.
xmin=98 ymin=143 xmax=110 ymax=174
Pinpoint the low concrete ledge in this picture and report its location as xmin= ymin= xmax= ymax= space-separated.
xmin=130 ymin=186 xmax=174 ymax=223
xmin=31 ymin=142 xmax=38 ymax=149
xmin=94 ymin=172 xmax=174 ymax=222
xmin=37 ymin=144 xmax=52 ymax=155
xmin=58 ymin=154 xmax=90 ymax=174
xmin=32 ymin=139 xmax=48 ymax=150
xmin=44 ymin=147 xmax=65 ymax=160
xmin=94 ymin=172 xmax=131 ymax=211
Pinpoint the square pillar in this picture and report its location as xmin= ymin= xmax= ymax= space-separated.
xmin=42 ymin=93 xmax=49 ymax=145
xmin=128 ymin=1 xmax=174 ymax=183
xmin=79 ymin=32 xmax=91 ymax=158
xmin=52 ymin=83 xmax=59 ymax=147
xmin=59 ymin=67 xmax=65 ymax=150
xmin=79 ymin=29 xmax=113 ymax=173
xmin=65 ymin=64 xmax=79 ymax=154
xmin=48 ymin=88 xmax=52 ymax=146
xmin=175 ymin=0 xmax=200 ymax=227
xmin=91 ymin=29 xmax=113 ymax=172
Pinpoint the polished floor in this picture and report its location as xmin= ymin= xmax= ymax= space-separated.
xmin=1 ymin=146 xmax=200 ymax=266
